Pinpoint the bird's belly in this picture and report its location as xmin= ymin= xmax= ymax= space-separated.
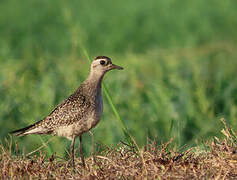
xmin=55 ymin=101 xmax=103 ymax=140
xmin=55 ymin=112 xmax=102 ymax=140
xmin=55 ymin=124 xmax=75 ymax=140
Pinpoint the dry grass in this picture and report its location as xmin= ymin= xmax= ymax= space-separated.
xmin=1 ymin=119 xmax=237 ymax=179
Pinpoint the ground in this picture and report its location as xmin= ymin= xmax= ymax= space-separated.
xmin=1 ymin=120 xmax=237 ymax=179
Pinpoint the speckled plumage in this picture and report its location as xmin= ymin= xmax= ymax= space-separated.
xmin=21 ymin=80 xmax=102 ymax=140
xmin=11 ymin=56 xmax=123 ymax=167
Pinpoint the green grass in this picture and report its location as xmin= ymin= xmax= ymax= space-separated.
xmin=1 ymin=0 xmax=237 ymax=157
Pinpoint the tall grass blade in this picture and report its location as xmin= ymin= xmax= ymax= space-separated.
xmin=39 ymin=136 xmax=54 ymax=155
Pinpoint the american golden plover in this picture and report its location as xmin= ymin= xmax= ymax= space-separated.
xmin=11 ymin=56 xmax=123 ymax=167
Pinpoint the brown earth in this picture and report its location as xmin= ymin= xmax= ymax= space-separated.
xmin=1 ymin=120 xmax=237 ymax=179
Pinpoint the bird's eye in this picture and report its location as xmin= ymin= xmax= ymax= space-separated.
xmin=100 ymin=60 xmax=106 ymax=65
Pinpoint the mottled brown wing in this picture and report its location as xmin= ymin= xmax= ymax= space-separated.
xmin=35 ymin=92 xmax=91 ymax=131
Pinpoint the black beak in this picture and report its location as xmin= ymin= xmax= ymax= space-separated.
xmin=110 ymin=64 xmax=124 ymax=70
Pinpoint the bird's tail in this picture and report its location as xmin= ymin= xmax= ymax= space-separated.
xmin=10 ymin=124 xmax=35 ymax=136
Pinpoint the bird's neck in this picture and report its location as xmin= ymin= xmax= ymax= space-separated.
xmin=87 ymin=71 xmax=104 ymax=87
xmin=81 ymin=71 xmax=104 ymax=96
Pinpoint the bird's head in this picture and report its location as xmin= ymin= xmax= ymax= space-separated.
xmin=90 ymin=56 xmax=123 ymax=76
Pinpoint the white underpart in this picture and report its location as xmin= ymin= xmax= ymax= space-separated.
xmin=55 ymin=124 xmax=75 ymax=140
xmin=23 ymin=127 xmax=46 ymax=135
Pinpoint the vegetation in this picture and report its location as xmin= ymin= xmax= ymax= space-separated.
xmin=1 ymin=119 xmax=237 ymax=179
xmin=1 ymin=0 xmax=237 ymax=174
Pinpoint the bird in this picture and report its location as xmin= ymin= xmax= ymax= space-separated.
xmin=10 ymin=56 xmax=123 ymax=167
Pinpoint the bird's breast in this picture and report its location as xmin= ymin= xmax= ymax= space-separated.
xmin=73 ymin=94 xmax=103 ymax=136
xmin=89 ymin=94 xmax=103 ymax=129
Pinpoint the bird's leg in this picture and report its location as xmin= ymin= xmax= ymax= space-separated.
xmin=70 ymin=136 xmax=76 ymax=168
xmin=89 ymin=131 xmax=96 ymax=164
xmin=79 ymin=135 xmax=85 ymax=167
xmin=89 ymin=131 xmax=94 ymax=155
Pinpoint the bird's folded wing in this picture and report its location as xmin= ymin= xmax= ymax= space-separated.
xmin=35 ymin=92 xmax=91 ymax=131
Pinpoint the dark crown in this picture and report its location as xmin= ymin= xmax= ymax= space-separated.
xmin=94 ymin=56 xmax=111 ymax=61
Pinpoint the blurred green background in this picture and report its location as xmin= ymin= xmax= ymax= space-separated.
xmin=1 ymin=0 xmax=237 ymax=157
